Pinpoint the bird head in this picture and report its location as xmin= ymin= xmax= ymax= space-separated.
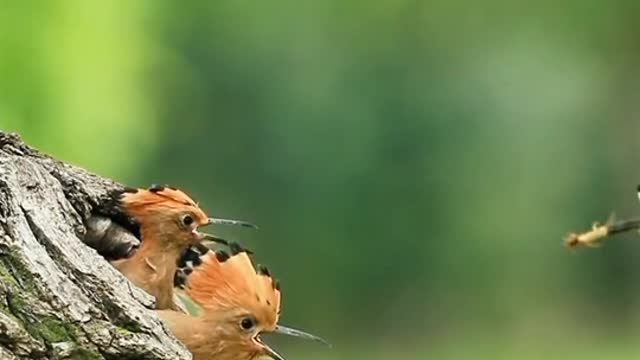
xmin=120 ymin=185 xmax=256 ymax=249
xmin=185 ymin=246 xmax=329 ymax=360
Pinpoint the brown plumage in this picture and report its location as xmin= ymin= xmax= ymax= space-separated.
xmin=84 ymin=185 xmax=256 ymax=310
xmin=158 ymin=249 xmax=328 ymax=360
xmin=109 ymin=187 xmax=210 ymax=309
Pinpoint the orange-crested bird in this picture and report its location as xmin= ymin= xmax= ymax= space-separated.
xmin=84 ymin=185 xmax=256 ymax=309
xmin=159 ymin=244 xmax=329 ymax=360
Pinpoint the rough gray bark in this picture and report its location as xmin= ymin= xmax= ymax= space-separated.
xmin=0 ymin=132 xmax=191 ymax=359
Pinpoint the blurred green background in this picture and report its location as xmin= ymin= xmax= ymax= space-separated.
xmin=3 ymin=1 xmax=640 ymax=359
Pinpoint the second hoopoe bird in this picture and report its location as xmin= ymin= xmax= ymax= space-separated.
xmin=159 ymin=244 xmax=329 ymax=360
xmin=84 ymin=185 xmax=256 ymax=309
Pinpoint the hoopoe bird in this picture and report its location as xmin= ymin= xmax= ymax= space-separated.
xmin=84 ymin=185 xmax=256 ymax=309
xmin=159 ymin=244 xmax=329 ymax=360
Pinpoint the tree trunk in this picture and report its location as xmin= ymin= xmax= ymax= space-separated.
xmin=0 ymin=132 xmax=191 ymax=359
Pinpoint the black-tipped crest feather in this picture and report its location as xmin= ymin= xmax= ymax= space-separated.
xmin=216 ymin=250 xmax=230 ymax=262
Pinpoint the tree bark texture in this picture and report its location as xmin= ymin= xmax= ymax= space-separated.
xmin=0 ymin=132 xmax=191 ymax=359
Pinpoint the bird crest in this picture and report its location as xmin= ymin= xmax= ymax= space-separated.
xmin=186 ymin=245 xmax=281 ymax=330
xmin=119 ymin=185 xmax=208 ymax=223
xmin=176 ymin=245 xmax=329 ymax=360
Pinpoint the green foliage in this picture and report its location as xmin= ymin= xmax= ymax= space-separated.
xmin=0 ymin=1 xmax=157 ymax=179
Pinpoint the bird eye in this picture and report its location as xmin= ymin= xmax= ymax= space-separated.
xmin=240 ymin=317 xmax=257 ymax=331
xmin=181 ymin=214 xmax=194 ymax=227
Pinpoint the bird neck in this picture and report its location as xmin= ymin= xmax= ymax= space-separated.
xmin=140 ymin=222 xmax=188 ymax=252
xmin=157 ymin=311 xmax=239 ymax=360
xmin=112 ymin=224 xmax=188 ymax=309
xmin=133 ymin=225 xmax=183 ymax=266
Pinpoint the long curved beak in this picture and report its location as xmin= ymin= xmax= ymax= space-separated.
xmin=255 ymin=336 xmax=286 ymax=360
xmin=256 ymin=325 xmax=331 ymax=360
xmin=272 ymin=325 xmax=332 ymax=347
xmin=207 ymin=217 xmax=258 ymax=229
xmin=197 ymin=233 xmax=229 ymax=246
xmin=254 ymin=325 xmax=331 ymax=360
